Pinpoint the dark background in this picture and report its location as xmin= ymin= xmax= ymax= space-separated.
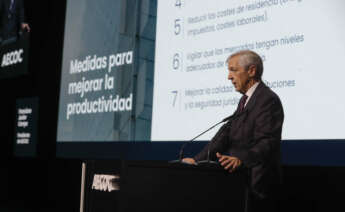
xmin=0 ymin=1 xmax=81 ymax=211
xmin=1 ymin=0 xmax=345 ymax=211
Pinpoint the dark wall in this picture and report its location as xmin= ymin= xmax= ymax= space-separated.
xmin=0 ymin=1 xmax=66 ymax=156
xmin=281 ymin=166 xmax=345 ymax=212
xmin=1 ymin=1 xmax=81 ymax=212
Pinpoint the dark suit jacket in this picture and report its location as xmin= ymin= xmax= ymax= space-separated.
xmin=0 ymin=0 xmax=26 ymax=39
xmin=194 ymin=82 xmax=284 ymax=199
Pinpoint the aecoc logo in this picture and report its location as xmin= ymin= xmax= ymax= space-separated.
xmin=91 ymin=174 xmax=119 ymax=192
xmin=1 ymin=49 xmax=24 ymax=67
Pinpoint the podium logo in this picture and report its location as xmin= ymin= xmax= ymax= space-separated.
xmin=91 ymin=174 xmax=120 ymax=192
xmin=1 ymin=49 xmax=24 ymax=67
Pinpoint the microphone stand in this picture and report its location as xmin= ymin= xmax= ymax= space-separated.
xmin=169 ymin=114 xmax=236 ymax=164
xmin=198 ymin=110 xmax=248 ymax=167
xmin=197 ymin=123 xmax=230 ymax=167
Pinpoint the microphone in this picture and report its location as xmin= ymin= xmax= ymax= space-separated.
xmin=222 ymin=113 xmax=238 ymax=122
xmin=198 ymin=110 xmax=248 ymax=165
xmin=169 ymin=113 xmax=237 ymax=164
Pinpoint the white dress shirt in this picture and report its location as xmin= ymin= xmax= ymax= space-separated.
xmin=244 ymin=81 xmax=260 ymax=107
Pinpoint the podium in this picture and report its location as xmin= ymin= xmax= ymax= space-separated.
xmin=81 ymin=160 xmax=247 ymax=212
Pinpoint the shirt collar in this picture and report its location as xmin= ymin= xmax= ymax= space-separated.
xmin=244 ymin=81 xmax=260 ymax=106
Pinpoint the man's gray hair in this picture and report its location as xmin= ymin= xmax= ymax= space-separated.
xmin=226 ymin=50 xmax=263 ymax=80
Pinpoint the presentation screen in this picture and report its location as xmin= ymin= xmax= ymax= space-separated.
xmin=57 ymin=0 xmax=137 ymax=142
xmin=57 ymin=0 xmax=345 ymax=160
xmin=152 ymin=0 xmax=345 ymax=141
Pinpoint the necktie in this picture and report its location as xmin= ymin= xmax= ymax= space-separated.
xmin=238 ymin=95 xmax=248 ymax=112
xmin=8 ymin=0 xmax=14 ymax=19
xmin=9 ymin=0 xmax=14 ymax=11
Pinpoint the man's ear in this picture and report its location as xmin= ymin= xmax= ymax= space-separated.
xmin=247 ymin=65 xmax=257 ymax=78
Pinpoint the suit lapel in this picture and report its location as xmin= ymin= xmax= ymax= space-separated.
xmin=242 ymin=82 xmax=266 ymax=114
xmin=230 ymin=82 xmax=266 ymax=132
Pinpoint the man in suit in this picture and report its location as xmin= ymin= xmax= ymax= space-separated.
xmin=0 ymin=0 xmax=30 ymax=45
xmin=183 ymin=50 xmax=284 ymax=212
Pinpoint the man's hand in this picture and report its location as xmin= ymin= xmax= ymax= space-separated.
xmin=182 ymin=158 xmax=197 ymax=165
xmin=21 ymin=23 xmax=31 ymax=32
xmin=216 ymin=152 xmax=242 ymax=173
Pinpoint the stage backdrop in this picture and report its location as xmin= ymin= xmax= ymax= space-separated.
xmin=57 ymin=0 xmax=345 ymax=165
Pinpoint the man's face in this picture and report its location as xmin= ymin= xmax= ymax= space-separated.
xmin=227 ymin=56 xmax=253 ymax=94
